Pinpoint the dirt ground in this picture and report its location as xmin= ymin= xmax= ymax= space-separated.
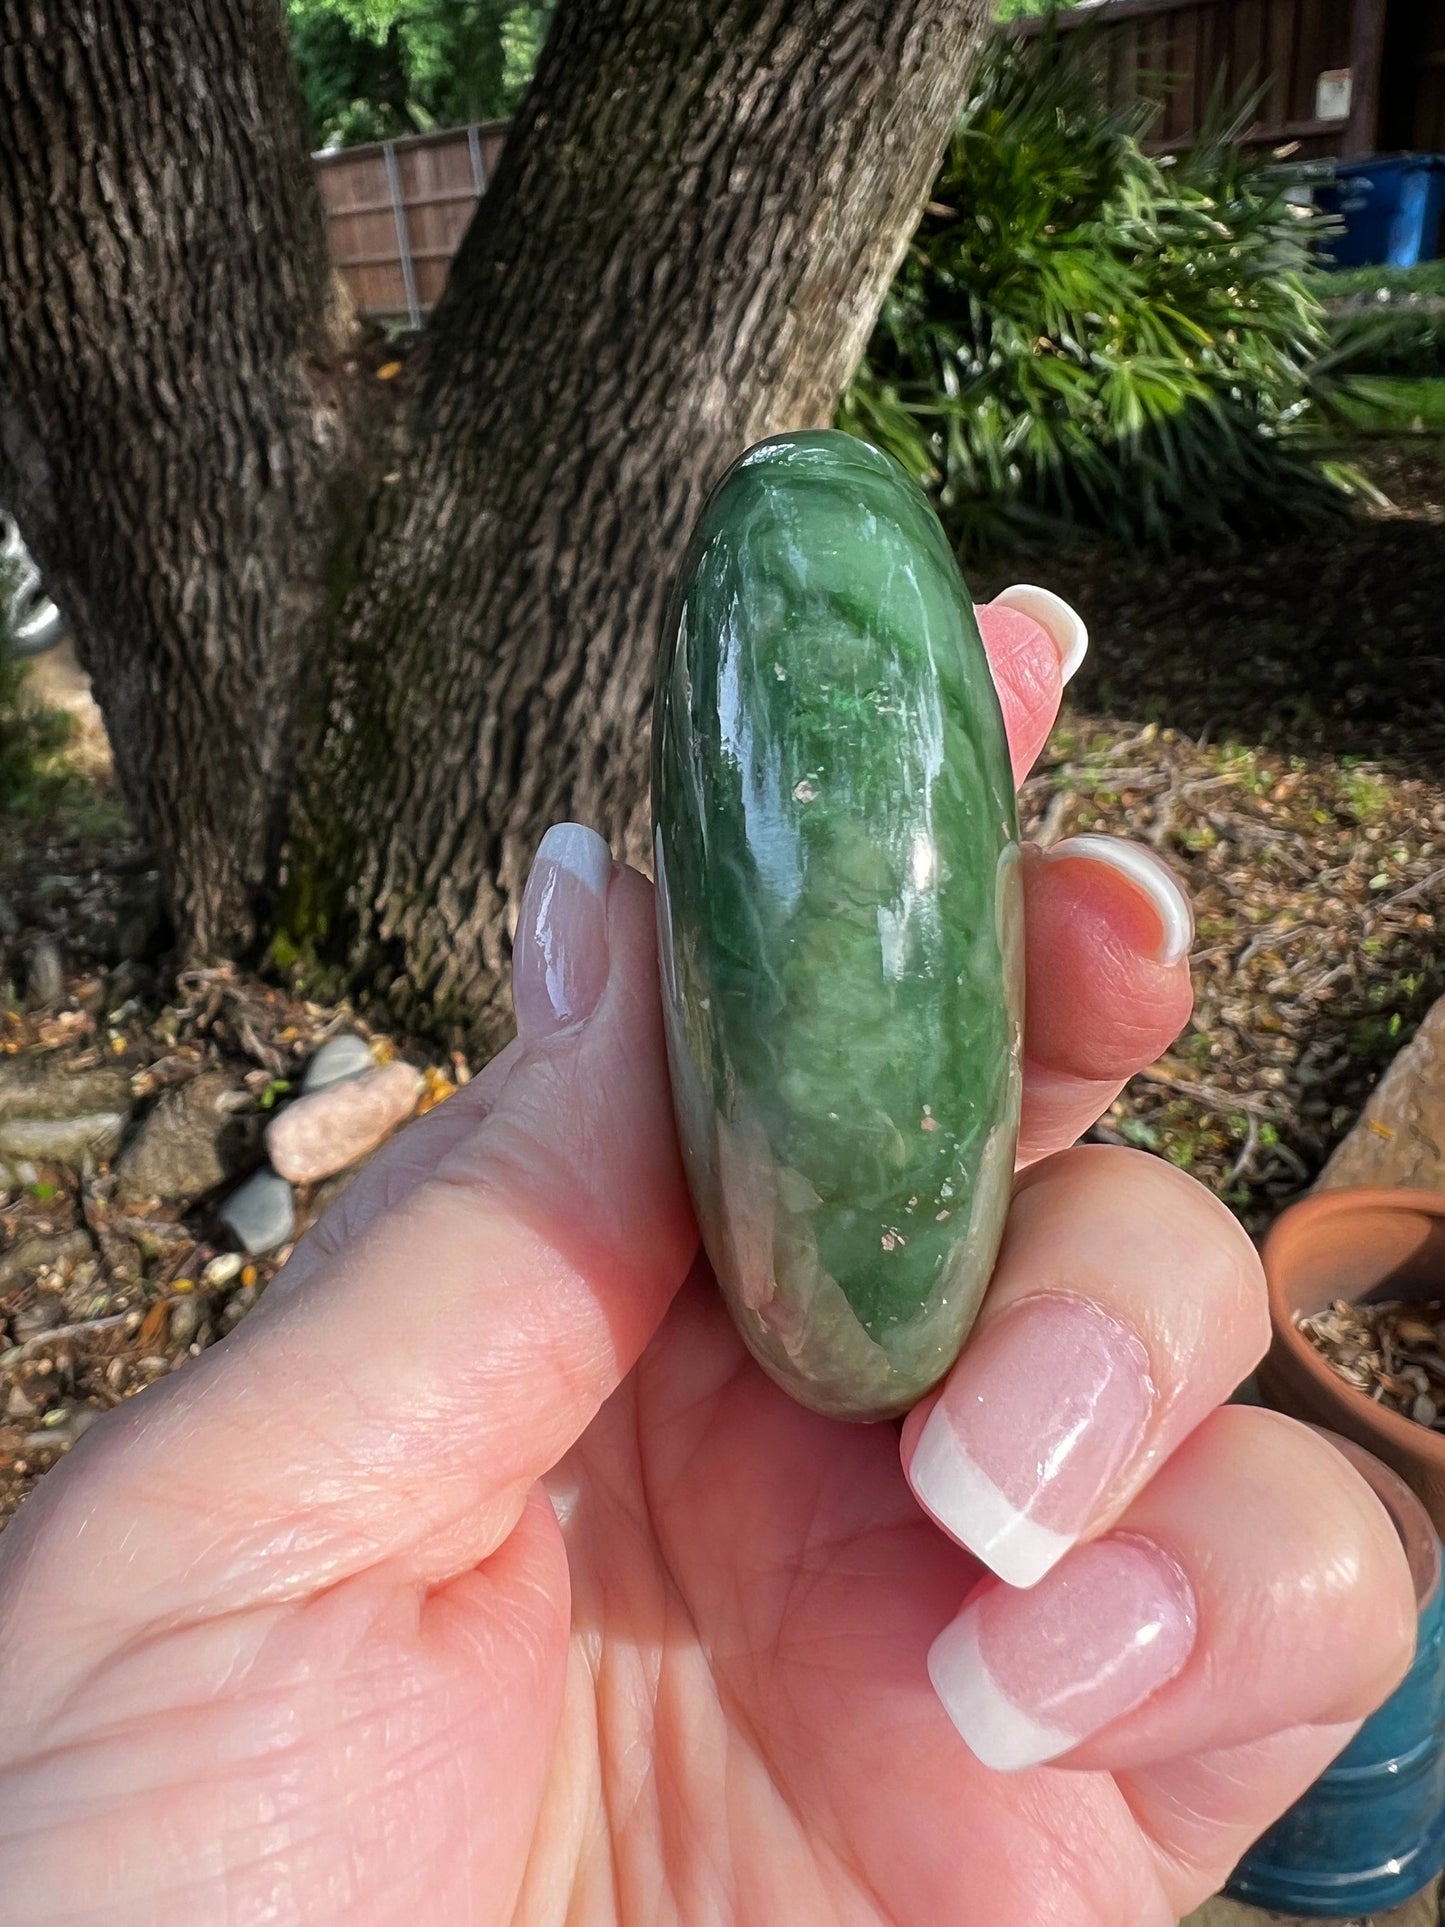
xmin=1 ymin=436 xmax=1443 ymax=1531
xmin=980 ymin=435 xmax=1445 ymax=1233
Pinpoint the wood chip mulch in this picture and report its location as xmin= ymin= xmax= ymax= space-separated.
xmin=1299 ymin=1299 xmax=1445 ymax=1430
xmin=983 ymin=433 xmax=1445 ymax=1232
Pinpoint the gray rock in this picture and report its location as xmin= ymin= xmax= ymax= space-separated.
xmin=218 ymin=1168 xmax=296 ymax=1256
xmin=115 ymin=1071 xmax=261 ymax=1208
xmin=302 ymin=1032 xmax=377 ymax=1095
xmin=5 ymin=1384 xmax=39 ymax=1422
xmin=0 ymin=1229 xmax=96 ymax=1292
xmin=26 ymin=938 xmax=64 ymax=1008
xmin=0 ymin=896 xmax=19 ymax=939
xmin=0 ymin=1111 xmax=128 ymax=1170
xmin=0 ymin=1059 xmax=132 ymax=1125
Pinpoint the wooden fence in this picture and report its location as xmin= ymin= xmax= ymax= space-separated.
xmin=314 ymin=121 xmax=508 ymax=325
xmin=317 ymin=1 xmax=1443 ymax=323
xmin=1016 ymin=0 xmax=1443 ymax=164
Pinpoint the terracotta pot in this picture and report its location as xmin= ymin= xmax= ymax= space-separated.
xmin=1259 ymin=1187 xmax=1445 ymax=1536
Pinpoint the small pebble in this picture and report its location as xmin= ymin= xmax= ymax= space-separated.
xmin=169 ymin=1298 xmax=201 ymax=1346
xmin=219 ymin=1294 xmax=255 ymax=1334
xmin=267 ymin=1061 xmax=423 ymax=1183
xmin=302 ymin=1033 xmax=377 ymax=1095
xmin=202 ymin=1252 xmax=244 ymax=1288
xmin=26 ymin=938 xmax=64 ymax=1008
xmin=5 ymin=1384 xmax=39 ymax=1421
xmin=218 ymin=1168 xmax=297 ymax=1256
xmin=1415 ymin=1393 xmax=1439 ymax=1426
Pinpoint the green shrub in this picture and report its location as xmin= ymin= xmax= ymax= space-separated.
xmin=1317 ymin=261 xmax=1445 ymax=303
xmin=841 ymin=32 xmax=1353 ymax=557
xmin=1324 ymin=304 xmax=1445 ymax=379
xmin=1319 ymin=375 xmax=1445 ymax=435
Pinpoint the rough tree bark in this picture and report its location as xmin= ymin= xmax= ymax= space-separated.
xmin=1 ymin=0 xmax=992 ymax=1048
xmin=0 ymin=0 xmax=346 ymax=950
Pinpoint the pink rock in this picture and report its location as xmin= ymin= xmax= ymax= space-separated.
xmin=266 ymin=1061 xmax=424 ymax=1184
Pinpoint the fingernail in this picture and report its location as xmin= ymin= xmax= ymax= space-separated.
xmin=908 ymin=1294 xmax=1154 ymax=1587
xmin=514 ymin=823 xmax=613 ymax=1039
xmin=1045 ymin=835 xmax=1194 ymax=966
xmin=929 ymin=1536 xmax=1196 ymax=1770
xmin=991 ymin=585 xmax=1089 ymax=684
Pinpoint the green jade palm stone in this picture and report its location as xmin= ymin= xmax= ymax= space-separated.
xmin=652 ymin=431 xmax=1022 ymax=1422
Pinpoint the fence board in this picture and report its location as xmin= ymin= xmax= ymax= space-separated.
xmin=314 ymin=121 xmax=508 ymax=323
xmin=1014 ymin=0 xmax=1436 ymax=161
xmin=314 ymin=8 xmax=1443 ymax=324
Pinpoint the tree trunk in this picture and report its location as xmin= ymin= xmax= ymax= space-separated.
xmin=288 ymin=0 xmax=991 ymax=1047
xmin=1 ymin=0 xmax=991 ymax=1048
xmin=0 ymin=0 xmax=347 ymax=950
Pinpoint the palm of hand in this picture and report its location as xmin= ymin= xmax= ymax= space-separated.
xmin=533 ymin=1282 xmax=1174 ymax=1927
xmin=0 ymin=1282 xmax=1177 ymax=1927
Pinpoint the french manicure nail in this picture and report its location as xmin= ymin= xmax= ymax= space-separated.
xmin=1046 ymin=834 xmax=1194 ymax=966
xmin=513 ymin=823 xmax=613 ymax=1039
xmin=991 ymin=585 xmax=1089 ymax=684
xmin=908 ymin=1293 xmax=1154 ymax=1587
xmin=929 ymin=1536 xmax=1196 ymax=1771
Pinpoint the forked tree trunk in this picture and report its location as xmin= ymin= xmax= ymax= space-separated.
xmin=1 ymin=0 xmax=990 ymax=1047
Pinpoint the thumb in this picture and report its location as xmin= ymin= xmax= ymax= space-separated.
xmin=4 ymin=828 xmax=697 ymax=1634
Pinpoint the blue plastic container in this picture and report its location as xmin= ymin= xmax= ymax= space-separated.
xmin=1225 ymin=1439 xmax=1445 ymax=1916
xmin=1319 ymin=155 xmax=1445 ymax=269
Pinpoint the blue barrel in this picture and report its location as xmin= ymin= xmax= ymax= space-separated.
xmin=1225 ymin=1439 xmax=1445 ymax=1916
xmin=1319 ymin=155 xmax=1445 ymax=269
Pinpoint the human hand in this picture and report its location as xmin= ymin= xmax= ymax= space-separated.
xmin=0 ymin=595 xmax=1414 ymax=1926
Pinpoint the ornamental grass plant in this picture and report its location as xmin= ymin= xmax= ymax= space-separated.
xmin=842 ymin=31 xmax=1356 ymax=557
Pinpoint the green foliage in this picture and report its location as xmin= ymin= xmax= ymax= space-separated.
xmin=1324 ymin=303 xmax=1445 ymax=380
xmin=993 ymin=0 xmax=1077 ymax=19
xmin=1317 ymin=261 xmax=1445 ymax=302
xmin=285 ymin=0 xmax=550 ymax=149
xmin=841 ymin=33 xmax=1350 ymax=557
xmin=1316 ymin=250 xmax=1445 ymax=381
xmin=0 ymin=641 xmax=74 ymax=821
xmin=1318 ymin=375 xmax=1445 ymax=435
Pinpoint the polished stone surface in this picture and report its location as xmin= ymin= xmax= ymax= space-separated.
xmin=653 ymin=431 xmax=1021 ymax=1421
